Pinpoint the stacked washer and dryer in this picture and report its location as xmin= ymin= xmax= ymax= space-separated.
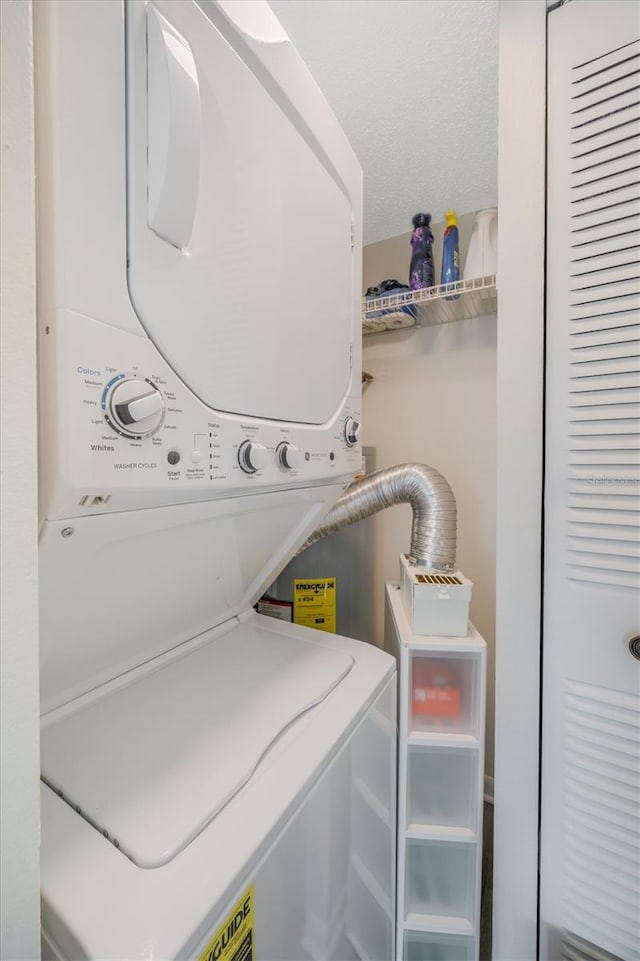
xmin=36 ymin=2 xmax=396 ymax=959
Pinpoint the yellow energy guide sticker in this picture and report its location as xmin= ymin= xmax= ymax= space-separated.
xmin=293 ymin=577 xmax=336 ymax=633
xmin=198 ymin=884 xmax=254 ymax=961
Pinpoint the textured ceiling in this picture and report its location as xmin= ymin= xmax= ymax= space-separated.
xmin=268 ymin=0 xmax=499 ymax=245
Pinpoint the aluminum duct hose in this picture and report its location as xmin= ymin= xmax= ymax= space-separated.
xmin=300 ymin=463 xmax=457 ymax=571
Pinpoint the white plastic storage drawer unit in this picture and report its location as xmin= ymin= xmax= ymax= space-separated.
xmin=385 ymin=583 xmax=487 ymax=960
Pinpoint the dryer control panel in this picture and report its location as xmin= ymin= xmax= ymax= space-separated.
xmin=41 ymin=311 xmax=361 ymax=520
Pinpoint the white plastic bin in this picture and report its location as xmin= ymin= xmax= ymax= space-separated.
xmin=405 ymin=840 xmax=476 ymax=922
xmin=409 ymin=652 xmax=481 ymax=737
xmin=407 ymin=747 xmax=479 ymax=831
xmin=404 ymin=932 xmax=476 ymax=961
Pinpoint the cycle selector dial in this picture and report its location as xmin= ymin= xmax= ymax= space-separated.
xmin=238 ymin=440 xmax=268 ymax=474
xmin=344 ymin=417 xmax=361 ymax=448
xmin=276 ymin=442 xmax=302 ymax=471
xmin=106 ymin=379 xmax=164 ymax=438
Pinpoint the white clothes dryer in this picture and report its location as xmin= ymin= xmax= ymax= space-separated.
xmin=35 ymin=2 xmax=396 ymax=959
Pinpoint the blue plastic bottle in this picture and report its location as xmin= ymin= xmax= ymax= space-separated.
xmin=409 ymin=213 xmax=434 ymax=290
xmin=441 ymin=210 xmax=460 ymax=299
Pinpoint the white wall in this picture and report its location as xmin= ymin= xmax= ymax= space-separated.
xmin=0 ymin=2 xmax=41 ymax=958
xmin=493 ymin=2 xmax=546 ymax=958
xmin=362 ymin=214 xmax=497 ymax=776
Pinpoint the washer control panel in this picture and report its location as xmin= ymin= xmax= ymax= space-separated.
xmin=103 ymin=375 xmax=165 ymax=438
xmin=343 ymin=416 xmax=361 ymax=448
xmin=43 ymin=312 xmax=362 ymax=518
xmin=276 ymin=442 xmax=302 ymax=471
xmin=238 ymin=440 xmax=268 ymax=474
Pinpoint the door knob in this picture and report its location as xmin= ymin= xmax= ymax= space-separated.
xmin=629 ymin=635 xmax=640 ymax=661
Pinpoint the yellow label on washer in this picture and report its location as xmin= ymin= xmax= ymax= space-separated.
xmin=293 ymin=577 xmax=336 ymax=633
xmin=198 ymin=884 xmax=254 ymax=961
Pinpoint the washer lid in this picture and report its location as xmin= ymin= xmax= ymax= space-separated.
xmin=41 ymin=618 xmax=353 ymax=868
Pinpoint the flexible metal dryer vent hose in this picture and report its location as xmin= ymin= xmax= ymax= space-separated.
xmin=300 ymin=463 xmax=457 ymax=572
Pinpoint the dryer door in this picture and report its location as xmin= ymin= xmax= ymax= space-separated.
xmin=126 ymin=0 xmax=356 ymax=426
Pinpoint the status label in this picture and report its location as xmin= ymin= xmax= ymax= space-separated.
xmin=198 ymin=884 xmax=254 ymax=961
xmin=293 ymin=577 xmax=336 ymax=633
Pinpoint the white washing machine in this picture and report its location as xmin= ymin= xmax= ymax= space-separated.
xmin=35 ymin=2 xmax=396 ymax=959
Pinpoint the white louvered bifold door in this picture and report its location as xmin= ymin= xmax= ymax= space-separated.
xmin=543 ymin=3 xmax=640 ymax=961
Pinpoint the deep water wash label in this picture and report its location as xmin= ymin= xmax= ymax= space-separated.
xmin=198 ymin=884 xmax=254 ymax=961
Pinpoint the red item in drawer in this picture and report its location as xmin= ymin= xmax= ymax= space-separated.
xmin=412 ymin=661 xmax=460 ymax=717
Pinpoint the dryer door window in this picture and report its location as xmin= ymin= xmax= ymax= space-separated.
xmin=126 ymin=0 xmax=355 ymax=426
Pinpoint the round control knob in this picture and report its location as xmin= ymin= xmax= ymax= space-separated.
xmin=276 ymin=442 xmax=302 ymax=471
xmin=107 ymin=379 xmax=164 ymax=437
xmin=344 ymin=417 xmax=361 ymax=448
xmin=238 ymin=440 xmax=268 ymax=474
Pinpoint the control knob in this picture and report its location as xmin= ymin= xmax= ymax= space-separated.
xmin=344 ymin=417 xmax=361 ymax=448
xmin=238 ymin=440 xmax=268 ymax=474
xmin=276 ymin=442 xmax=302 ymax=471
xmin=107 ymin=379 xmax=164 ymax=437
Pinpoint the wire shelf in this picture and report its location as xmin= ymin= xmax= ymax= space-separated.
xmin=362 ymin=275 xmax=497 ymax=335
